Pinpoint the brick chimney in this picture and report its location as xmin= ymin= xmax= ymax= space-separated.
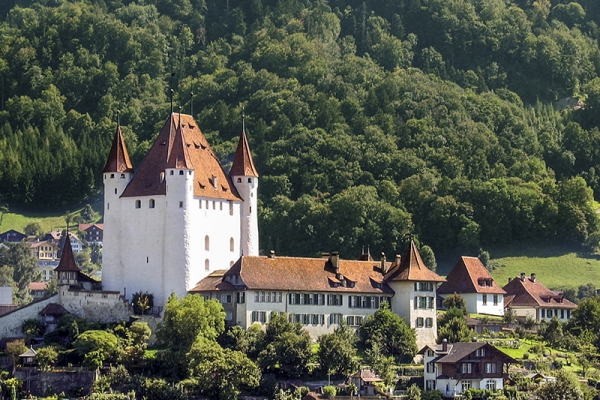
xmin=531 ymin=273 xmax=536 ymax=282
xmin=520 ymin=272 xmax=526 ymax=282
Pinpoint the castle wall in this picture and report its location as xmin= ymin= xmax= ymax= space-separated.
xmin=15 ymin=368 xmax=97 ymax=397
xmin=0 ymin=296 xmax=57 ymax=338
xmin=59 ymin=289 xmax=130 ymax=323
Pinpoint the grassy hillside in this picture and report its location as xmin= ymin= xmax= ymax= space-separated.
xmin=488 ymin=244 xmax=600 ymax=291
xmin=0 ymin=194 xmax=103 ymax=234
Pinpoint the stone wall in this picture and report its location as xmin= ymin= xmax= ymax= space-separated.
xmin=0 ymin=295 xmax=57 ymax=338
xmin=59 ymin=289 xmax=131 ymax=323
xmin=15 ymin=368 xmax=97 ymax=397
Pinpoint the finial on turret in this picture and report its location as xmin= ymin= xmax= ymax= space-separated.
xmin=117 ymin=110 xmax=120 ymax=126
xmin=190 ymin=92 xmax=194 ymax=116
xmin=170 ymin=89 xmax=174 ymax=114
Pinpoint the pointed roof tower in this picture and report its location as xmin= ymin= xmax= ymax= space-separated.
xmin=103 ymin=123 xmax=134 ymax=174
xmin=230 ymin=116 xmax=258 ymax=177
xmin=166 ymin=112 xmax=193 ymax=169
xmin=54 ymin=233 xmax=80 ymax=273
xmin=385 ymin=240 xmax=445 ymax=282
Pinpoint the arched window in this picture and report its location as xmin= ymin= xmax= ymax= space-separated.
xmin=205 ymin=235 xmax=210 ymax=251
xmin=149 ymin=199 xmax=155 ymax=209
xmin=230 ymin=261 xmax=235 ymax=267
xmin=114 ymin=188 xmax=117 ymax=194
xmin=205 ymin=259 xmax=210 ymax=271
xmin=135 ymin=200 xmax=141 ymax=209
xmin=230 ymin=238 xmax=234 ymax=252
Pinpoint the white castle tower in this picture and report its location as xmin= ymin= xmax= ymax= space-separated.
xmin=102 ymin=112 xmax=259 ymax=307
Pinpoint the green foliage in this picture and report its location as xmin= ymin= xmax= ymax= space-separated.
xmin=317 ymin=322 xmax=359 ymax=377
xmin=259 ymin=313 xmax=313 ymax=378
xmin=157 ymin=293 xmax=225 ymax=350
xmin=131 ymin=291 xmax=154 ymax=315
xmin=423 ymin=389 xmax=443 ymax=400
xmin=0 ymin=242 xmax=41 ymax=305
xmin=323 ymin=385 xmax=337 ymax=398
xmin=223 ymin=324 xmax=265 ymax=359
xmin=360 ymin=302 xmax=417 ymax=363
xmin=21 ymin=317 xmax=43 ymax=338
xmin=365 ymin=343 xmax=397 ymax=389
xmin=442 ymin=295 xmax=468 ymax=314
xmin=5 ymin=339 xmax=27 ymax=365
xmin=187 ymin=336 xmax=261 ymax=400
xmin=35 ymin=346 xmax=58 ymax=371
xmin=407 ymin=384 xmax=422 ymax=400
xmin=438 ymin=307 xmax=471 ymax=343
xmin=537 ymin=370 xmax=584 ymax=400
xmin=73 ymin=330 xmax=119 ymax=366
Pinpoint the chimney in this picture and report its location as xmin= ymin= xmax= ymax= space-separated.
xmin=531 ymin=273 xmax=536 ymax=282
xmin=380 ymin=252 xmax=387 ymax=274
xmin=330 ymin=252 xmax=340 ymax=274
xmin=395 ymin=254 xmax=401 ymax=265
xmin=269 ymin=250 xmax=276 ymax=259
xmin=472 ymin=337 xmax=477 ymax=342
xmin=520 ymin=272 xmax=525 ymax=282
xmin=442 ymin=338 xmax=448 ymax=352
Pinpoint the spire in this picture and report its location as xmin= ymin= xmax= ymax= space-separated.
xmin=55 ymin=233 xmax=80 ymax=273
xmin=166 ymin=110 xmax=193 ymax=169
xmin=103 ymin=118 xmax=134 ymax=173
xmin=230 ymin=114 xmax=258 ymax=177
xmin=384 ymin=240 xmax=445 ymax=282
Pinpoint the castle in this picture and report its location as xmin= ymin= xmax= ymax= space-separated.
xmin=102 ymin=112 xmax=259 ymax=307
xmin=100 ymin=112 xmax=445 ymax=348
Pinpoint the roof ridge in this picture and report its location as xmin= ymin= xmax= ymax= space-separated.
xmin=166 ymin=113 xmax=193 ymax=169
xmin=54 ymin=232 xmax=80 ymax=272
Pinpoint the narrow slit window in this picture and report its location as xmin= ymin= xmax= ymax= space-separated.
xmin=149 ymin=199 xmax=155 ymax=208
xmin=135 ymin=200 xmax=141 ymax=209
xmin=205 ymin=235 xmax=210 ymax=251
xmin=205 ymin=259 xmax=209 ymax=271
xmin=230 ymin=238 xmax=234 ymax=252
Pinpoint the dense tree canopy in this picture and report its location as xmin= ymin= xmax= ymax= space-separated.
xmin=1 ymin=0 xmax=600 ymax=256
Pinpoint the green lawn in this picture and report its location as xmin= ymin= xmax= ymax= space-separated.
xmin=0 ymin=194 xmax=103 ymax=234
xmin=489 ymin=247 xmax=600 ymax=290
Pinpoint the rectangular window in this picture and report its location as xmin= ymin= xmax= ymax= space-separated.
xmin=260 ymin=292 xmax=265 ymax=302
xmin=236 ymin=292 xmax=245 ymax=304
xmin=426 ymin=380 xmax=436 ymax=390
xmin=476 ymin=348 xmax=486 ymax=357
xmin=350 ymin=296 xmax=358 ymax=308
xmin=278 ymin=292 xmax=282 ymax=303
xmin=302 ymin=314 xmax=310 ymax=325
xmin=482 ymin=294 xmax=487 ymax=305
xmin=485 ymin=363 xmax=497 ymax=374
xmin=225 ymin=311 xmax=233 ymax=321
xmin=561 ymin=309 xmax=565 ymax=319
xmin=541 ymin=309 xmax=545 ymax=318
xmin=416 ymin=317 xmax=424 ymax=327
xmin=425 ymin=317 xmax=433 ymax=328
xmin=329 ymin=313 xmax=342 ymax=325
xmin=311 ymin=314 xmax=319 ymax=325
xmin=493 ymin=295 xmax=499 ymax=306
xmin=295 ymin=293 xmax=301 ymax=305
xmin=486 ymin=381 xmax=496 ymax=391
xmin=461 ymin=363 xmax=472 ymax=374
xmin=426 ymin=363 xmax=435 ymax=373
xmin=462 ymin=381 xmax=472 ymax=392
xmin=420 ymin=297 xmax=428 ymax=309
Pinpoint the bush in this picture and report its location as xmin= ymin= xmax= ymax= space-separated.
xmin=323 ymin=385 xmax=337 ymax=398
xmin=423 ymin=390 xmax=443 ymax=400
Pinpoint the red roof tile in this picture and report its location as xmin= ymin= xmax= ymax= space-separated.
xmin=503 ymin=275 xmax=576 ymax=309
xmin=29 ymin=282 xmax=47 ymax=291
xmin=78 ymin=223 xmax=104 ymax=232
xmin=121 ymin=113 xmax=241 ymax=201
xmin=384 ymin=241 xmax=445 ymax=283
xmin=229 ymin=129 xmax=258 ymax=177
xmin=190 ymin=255 xmax=394 ymax=294
xmin=166 ymin=114 xmax=193 ymax=169
xmin=103 ymin=125 xmax=134 ymax=173
xmin=437 ymin=257 xmax=506 ymax=295
xmin=54 ymin=235 xmax=80 ymax=272
xmin=190 ymin=270 xmax=235 ymax=291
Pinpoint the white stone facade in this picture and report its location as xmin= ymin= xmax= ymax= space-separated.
xmin=389 ymin=281 xmax=438 ymax=349
xmin=453 ymin=292 xmax=504 ymax=316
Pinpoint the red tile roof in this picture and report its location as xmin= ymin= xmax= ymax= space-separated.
xmin=54 ymin=235 xmax=80 ymax=272
xmin=384 ymin=241 xmax=445 ymax=283
xmin=103 ymin=125 xmax=134 ymax=173
xmin=166 ymin=114 xmax=193 ymax=169
xmin=229 ymin=129 xmax=258 ymax=177
xmin=78 ymin=223 xmax=104 ymax=232
xmin=190 ymin=270 xmax=235 ymax=291
xmin=121 ymin=113 xmax=241 ymax=201
xmin=503 ymin=275 xmax=576 ymax=309
xmin=29 ymin=282 xmax=47 ymax=291
xmin=437 ymin=257 xmax=506 ymax=295
xmin=190 ymin=255 xmax=394 ymax=294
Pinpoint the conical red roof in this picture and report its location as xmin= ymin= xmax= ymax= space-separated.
xmin=54 ymin=234 xmax=80 ymax=272
xmin=385 ymin=241 xmax=445 ymax=282
xmin=103 ymin=125 xmax=134 ymax=173
xmin=230 ymin=129 xmax=258 ymax=177
xmin=166 ymin=114 xmax=193 ymax=169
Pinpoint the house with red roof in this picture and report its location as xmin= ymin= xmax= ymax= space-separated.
xmin=190 ymin=241 xmax=445 ymax=348
xmin=78 ymin=223 xmax=103 ymax=244
xmin=437 ymin=257 xmax=506 ymax=316
xmin=503 ymin=273 xmax=576 ymax=322
xmin=102 ymin=113 xmax=259 ymax=307
xmin=419 ymin=340 xmax=516 ymax=396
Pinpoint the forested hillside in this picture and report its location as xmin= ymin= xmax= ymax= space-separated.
xmin=1 ymin=0 xmax=600 ymax=257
